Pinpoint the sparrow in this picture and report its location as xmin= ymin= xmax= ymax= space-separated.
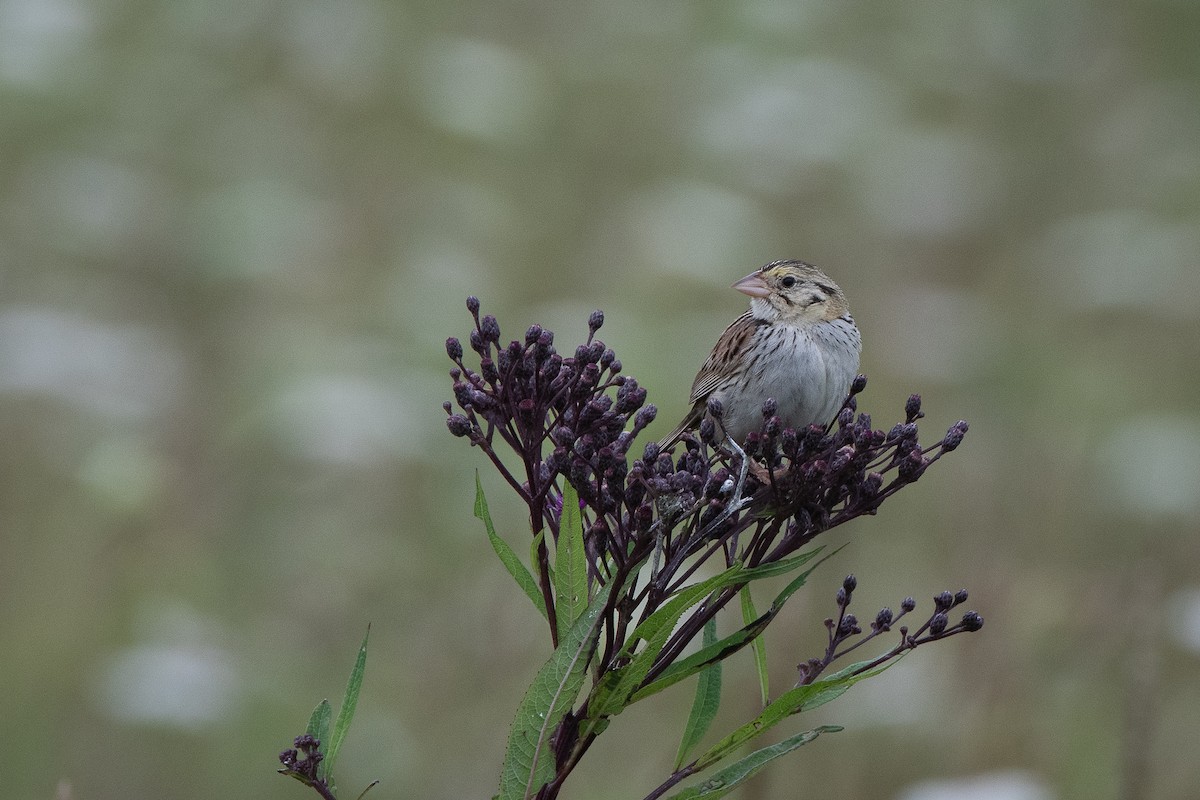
xmin=660 ymin=260 xmax=861 ymax=449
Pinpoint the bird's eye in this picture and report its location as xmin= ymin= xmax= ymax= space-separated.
xmin=780 ymin=276 xmax=796 ymax=288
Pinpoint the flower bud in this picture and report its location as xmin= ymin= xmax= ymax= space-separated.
xmin=446 ymin=414 xmax=472 ymax=437
xmin=905 ymin=393 xmax=923 ymax=422
xmin=480 ymin=314 xmax=501 ymax=343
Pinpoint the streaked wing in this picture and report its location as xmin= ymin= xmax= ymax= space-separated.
xmin=688 ymin=311 xmax=760 ymax=404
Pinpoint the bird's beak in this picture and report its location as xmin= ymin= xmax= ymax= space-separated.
xmin=732 ymin=271 xmax=771 ymax=299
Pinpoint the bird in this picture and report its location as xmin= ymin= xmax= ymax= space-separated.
xmin=659 ymin=260 xmax=861 ymax=449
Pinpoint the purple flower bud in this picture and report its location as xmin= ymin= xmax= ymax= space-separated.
xmin=837 ymin=407 xmax=853 ymax=428
xmin=609 ymin=359 xmax=622 ymax=374
xmin=634 ymin=404 xmax=657 ymax=430
xmin=934 ymin=591 xmax=954 ymax=611
xmin=446 ymin=337 xmax=463 ymax=360
xmin=835 ymin=587 xmax=848 ymax=607
xmin=761 ymin=397 xmax=778 ymax=419
xmin=525 ymin=324 xmax=542 ymax=344
xmin=699 ymin=418 xmax=716 ymax=444
xmin=961 ymin=611 xmax=984 ymax=631
xmin=452 ymin=382 xmax=473 ymax=407
xmin=469 ymin=329 xmax=485 ymax=355
xmin=574 ymin=434 xmax=595 ymax=459
xmin=954 ymin=589 xmax=969 ymax=606
xmin=897 ymin=451 xmax=927 ymax=481
xmin=830 ymin=445 xmax=854 ymax=472
xmin=706 ymin=397 xmax=724 ymax=419
xmin=538 ymin=329 xmax=554 ymax=348
xmin=480 ymin=314 xmax=501 ymax=343
xmin=588 ymin=309 xmax=605 ymax=331
xmin=481 ymin=357 xmax=499 ymax=384
xmin=838 ymin=613 xmax=860 ymax=636
xmin=581 ymin=362 xmax=601 ymax=386
xmin=642 ymin=441 xmax=660 ymax=463
xmin=863 ymin=472 xmax=883 ymax=494
xmin=656 ymin=453 xmax=674 ymax=477
xmin=843 ymin=574 xmax=857 ymax=593
xmin=905 ymin=393 xmax=923 ymax=422
xmin=442 ymin=400 xmax=452 ymax=413
xmin=546 ymin=447 xmax=568 ymax=474
xmin=466 ymin=296 xmax=480 ymax=314
xmin=850 ymin=374 xmax=867 ymax=394
xmin=446 ymin=414 xmax=472 ymax=437
xmin=600 ymin=348 xmax=615 ymax=368
xmin=901 ymin=597 xmax=916 ymax=612
xmin=943 ymin=420 xmax=968 ymax=451
xmin=929 ymin=612 xmax=948 ymax=635
xmin=874 ymin=607 xmax=893 ymax=630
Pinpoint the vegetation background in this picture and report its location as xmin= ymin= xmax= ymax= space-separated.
xmin=3 ymin=2 xmax=1199 ymax=799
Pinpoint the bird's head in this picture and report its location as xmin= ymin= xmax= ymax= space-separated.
xmin=734 ymin=260 xmax=850 ymax=324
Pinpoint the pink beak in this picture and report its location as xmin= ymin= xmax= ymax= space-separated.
xmin=731 ymin=271 xmax=771 ymax=299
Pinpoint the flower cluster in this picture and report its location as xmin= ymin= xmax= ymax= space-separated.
xmin=444 ymin=300 xmax=975 ymax=663
xmin=796 ymin=574 xmax=984 ymax=686
xmin=445 ymin=301 xmax=656 ymax=575
xmin=278 ymin=735 xmax=334 ymax=800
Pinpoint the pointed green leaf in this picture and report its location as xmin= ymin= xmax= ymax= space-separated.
xmin=475 ymin=473 xmax=547 ymax=620
xmin=766 ymin=544 xmax=846 ymax=613
xmin=740 ymin=587 xmax=769 ymax=707
xmin=498 ymin=581 xmax=615 ymax=800
xmin=324 ymin=625 xmax=369 ymax=785
xmin=555 ymin=482 xmax=588 ymax=640
xmin=306 ymin=699 xmax=332 ymax=777
xmin=694 ymin=659 xmax=891 ymax=770
xmin=630 ymin=613 xmax=770 ymax=703
xmin=584 ymin=564 xmax=746 ymax=727
xmin=736 ymin=547 xmax=825 ymax=582
xmin=629 ymin=546 xmax=833 ymax=704
xmin=674 ymin=618 xmax=722 ymax=769
xmin=665 ymin=726 xmax=842 ymax=799
xmin=354 ymin=780 xmax=381 ymax=800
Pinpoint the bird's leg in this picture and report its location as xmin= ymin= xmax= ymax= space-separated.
xmin=695 ymin=435 xmax=755 ymax=543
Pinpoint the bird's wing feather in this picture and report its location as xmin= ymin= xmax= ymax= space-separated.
xmin=688 ymin=311 xmax=760 ymax=404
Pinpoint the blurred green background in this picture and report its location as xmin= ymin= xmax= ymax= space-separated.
xmin=4 ymin=1 xmax=1199 ymax=799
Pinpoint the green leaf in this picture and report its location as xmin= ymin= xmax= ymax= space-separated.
xmin=766 ymin=543 xmax=846 ymax=613
xmin=324 ymin=625 xmax=370 ymax=785
xmin=554 ymin=482 xmax=588 ymax=641
xmin=354 ymin=780 xmax=381 ymax=800
xmin=630 ymin=546 xmax=834 ymax=704
xmin=475 ymin=472 xmax=547 ymax=620
xmin=498 ymin=581 xmax=615 ymax=800
xmin=740 ymin=587 xmax=769 ymax=707
xmin=630 ymin=615 xmax=769 ymax=703
xmin=694 ymin=660 xmax=891 ymax=771
xmin=665 ymin=726 xmax=842 ymax=799
xmin=736 ymin=547 xmax=825 ymax=582
xmin=306 ymin=699 xmax=332 ymax=777
xmin=585 ymin=564 xmax=746 ymax=727
xmin=674 ymin=618 xmax=722 ymax=769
